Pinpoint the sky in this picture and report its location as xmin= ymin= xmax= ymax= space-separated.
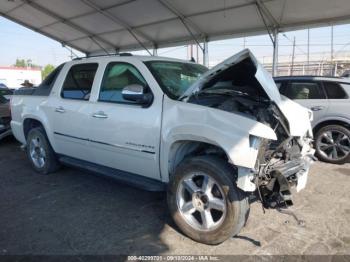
xmin=1 ymin=16 xmax=350 ymax=67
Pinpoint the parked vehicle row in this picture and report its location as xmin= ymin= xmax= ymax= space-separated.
xmin=10 ymin=49 xmax=315 ymax=244
xmin=0 ymin=86 xmax=13 ymax=99
xmin=0 ymin=93 xmax=12 ymax=140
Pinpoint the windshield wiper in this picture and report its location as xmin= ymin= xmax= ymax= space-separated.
xmin=195 ymin=89 xmax=266 ymax=103
xmin=200 ymin=88 xmax=247 ymax=95
xmin=178 ymin=95 xmax=188 ymax=101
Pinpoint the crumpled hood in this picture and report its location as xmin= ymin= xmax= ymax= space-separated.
xmin=182 ymin=49 xmax=312 ymax=137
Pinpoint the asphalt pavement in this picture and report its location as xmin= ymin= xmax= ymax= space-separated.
xmin=0 ymin=137 xmax=349 ymax=256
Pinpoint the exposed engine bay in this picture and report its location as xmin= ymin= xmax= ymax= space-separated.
xmin=187 ymin=57 xmax=313 ymax=209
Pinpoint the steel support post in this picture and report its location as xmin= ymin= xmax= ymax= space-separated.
xmin=203 ymin=41 xmax=209 ymax=67
xmin=272 ymin=28 xmax=279 ymax=76
xmin=153 ymin=48 xmax=158 ymax=56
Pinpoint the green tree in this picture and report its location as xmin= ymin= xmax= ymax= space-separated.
xmin=14 ymin=58 xmax=40 ymax=69
xmin=14 ymin=59 xmax=27 ymax=67
xmin=41 ymin=64 xmax=55 ymax=80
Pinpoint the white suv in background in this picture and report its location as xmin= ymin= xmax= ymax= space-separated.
xmin=275 ymin=76 xmax=350 ymax=164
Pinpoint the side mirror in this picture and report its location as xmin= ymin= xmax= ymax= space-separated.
xmin=122 ymin=84 xmax=153 ymax=105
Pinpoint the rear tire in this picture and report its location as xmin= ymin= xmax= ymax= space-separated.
xmin=315 ymin=125 xmax=350 ymax=164
xmin=26 ymin=127 xmax=60 ymax=174
xmin=167 ymin=156 xmax=249 ymax=245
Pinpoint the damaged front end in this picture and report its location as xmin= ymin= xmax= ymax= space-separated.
xmin=184 ymin=49 xmax=316 ymax=209
xmin=217 ymin=95 xmax=315 ymax=208
xmin=254 ymin=105 xmax=316 ymax=208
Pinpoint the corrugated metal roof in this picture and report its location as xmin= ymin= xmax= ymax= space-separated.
xmin=1 ymin=0 xmax=350 ymax=55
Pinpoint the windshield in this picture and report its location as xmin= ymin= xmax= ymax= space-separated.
xmin=145 ymin=61 xmax=208 ymax=99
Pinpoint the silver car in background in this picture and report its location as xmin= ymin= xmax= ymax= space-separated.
xmin=275 ymin=76 xmax=350 ymax=164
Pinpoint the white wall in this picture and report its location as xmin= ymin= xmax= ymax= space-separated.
xmin=0 ymin=67 xmax=42 ymax=89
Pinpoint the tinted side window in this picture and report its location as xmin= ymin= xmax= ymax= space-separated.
xmin=99 ymin=62 xmax=147 ymax=104
xmin=281 ymin=82 xmax=325 ymax=99
xmin=275 ymin=81 xmax=288 ymax=94
xmin=61 ymin=63 xmax=98 ymax=100
xmin=323 ymin=82 xmax=348 ymax=99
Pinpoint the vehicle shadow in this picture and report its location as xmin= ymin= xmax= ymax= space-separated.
xmin=0 ymin=138 xmax=171 ymax=256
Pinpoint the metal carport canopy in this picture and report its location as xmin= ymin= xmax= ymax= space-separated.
xmin=1 ymin=0 xmax=350 ymax=56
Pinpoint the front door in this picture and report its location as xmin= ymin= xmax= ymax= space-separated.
xmin=87 ymin=61 xmax=162 ymax=180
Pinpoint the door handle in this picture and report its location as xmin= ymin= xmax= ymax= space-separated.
xmin=55 ymin=106 xmax=65 ymax=113
xmin=92 ymin=111 xmax=108 ymax=119
xmin=311 ymin=106 xmax=324 ymax=111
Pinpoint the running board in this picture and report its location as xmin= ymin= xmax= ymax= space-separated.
xmin=59 ymin=155 xmax=166 ymax=192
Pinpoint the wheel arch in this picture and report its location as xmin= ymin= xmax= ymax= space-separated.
xmin=23 ymin=118 xmax=44 ymax=139
xmin=313 ymin=119 xmax=350 ymax=135
xmin=162 ymin=139 xmax=230 ymax=183
xmin=22 ymin=116 xmax=56 ymax=151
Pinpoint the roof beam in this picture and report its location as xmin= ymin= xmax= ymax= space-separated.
xmin=4 ymin=2 xmax=26 ymax=15
xmin=38 ymin=0 xmax=270 ymax=34
xmin=278 ymin=0 xmax=287 ymax=24
xmin=255 ymin=2 xmax=275 ymax=44
xmin=21 ymin=0 xmax=118 ymax=54
xmin=255 ymin=0 xmax=279 ymax=28
xmin=80 ymin=0 xmax=153 ymax=55
xmin=36 ymin=0 xmax=137 ymax=31
xmin=157 ymin=0 xmax=205 ymax=36
xmin=85 ymin=11 xmax=350 ymax=54
xmin=69 ymin=0 xmax=272 ymax=44
xmin=6 ymin=0 xmax=350 ymax=56
xmin=158 ymin=0 xmax=206 ymax=51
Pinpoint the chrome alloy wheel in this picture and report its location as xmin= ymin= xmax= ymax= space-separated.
xmin=317 ymin=130 xmax=350 ymax=161
xmin=176 ymin=172 xmax=227 ymax=231
xmin=29 ymin=135 xmax=46 ymax=168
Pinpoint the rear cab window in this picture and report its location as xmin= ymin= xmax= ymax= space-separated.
xmin=32 ymin=64 xmax=65 ymax=96
xmin=61 ymin=63 xmax=98 ymax=100
xmin=40 ymin=64 xmax=64 ymax=89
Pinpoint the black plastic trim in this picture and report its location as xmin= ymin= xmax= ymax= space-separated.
xmin=58 ymin=155 xmax=165 ymax=192
xmin=54 ymin=131 xmax=89 ymax=141
xmin=54 ymin=132 xmax=155 ymax=154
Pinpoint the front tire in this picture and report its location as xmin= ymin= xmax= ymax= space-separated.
xmin=315 ymin=125 xmax=350 ymax=164
xmin=26 ymin=127 xmax=60 ymax=174
xmin=167 ymin=156 xmax=249 ymax=245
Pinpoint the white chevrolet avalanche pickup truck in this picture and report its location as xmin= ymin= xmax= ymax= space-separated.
xmin=11 ymin=49 xmax=315 ymax=245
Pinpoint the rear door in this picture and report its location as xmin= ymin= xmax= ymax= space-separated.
xmin=86 ymin=60 xmax=163 ymax=180
xmin=279 ymin=80 xmax=329 ymax=126
xmin=45 ymin=63 xmax=98 ymax=162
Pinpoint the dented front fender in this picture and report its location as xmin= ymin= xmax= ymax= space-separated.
xmin=160 ymin=96 xmax=277 ymax=182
